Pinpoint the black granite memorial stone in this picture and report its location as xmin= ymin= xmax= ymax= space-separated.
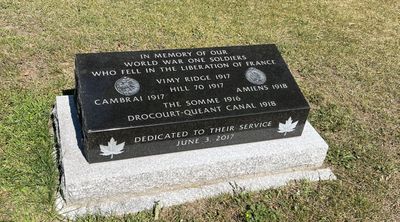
xmin=75 ymin=44 xmax=310 ymax=163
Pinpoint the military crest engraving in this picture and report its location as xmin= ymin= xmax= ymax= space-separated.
xmin=114 ymin=77 xmax=140 ymax=96
xmin=245 ymin=67 xmax=267 ymax=85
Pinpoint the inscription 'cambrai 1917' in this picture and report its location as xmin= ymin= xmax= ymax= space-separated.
xmin=75 ymin=44 xmax=310 ymax=163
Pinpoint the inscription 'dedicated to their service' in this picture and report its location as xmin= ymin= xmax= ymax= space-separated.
xmin=131 ymin=120 xmax=273 ymax=148
xmin=89 ymin=49 xmax=290 ymax=126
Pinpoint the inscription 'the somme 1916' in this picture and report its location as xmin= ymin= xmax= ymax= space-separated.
xmin=75 ymin=44 xmax=310 ymax=163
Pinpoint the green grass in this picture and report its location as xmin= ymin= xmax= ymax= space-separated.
xmin=1 ymin=0 xmax=399 ymax=221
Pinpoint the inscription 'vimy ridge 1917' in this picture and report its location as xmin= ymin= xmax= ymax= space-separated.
xmin=75 ymin=44 xmax=310 ymax=163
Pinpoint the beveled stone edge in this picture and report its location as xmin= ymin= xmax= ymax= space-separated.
xmin=55 ymin=167 xmax=335 ymax=219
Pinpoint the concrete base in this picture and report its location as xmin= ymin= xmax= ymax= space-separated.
xmin=54 ymin=96 xmax=335 ymax=218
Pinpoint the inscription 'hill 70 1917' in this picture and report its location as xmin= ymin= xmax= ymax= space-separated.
xmin=75 ymin=44 xmax=310 ymax=163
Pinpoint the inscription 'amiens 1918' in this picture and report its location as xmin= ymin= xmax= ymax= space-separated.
xmin=75 ymin=44 xmax=310 ymax=163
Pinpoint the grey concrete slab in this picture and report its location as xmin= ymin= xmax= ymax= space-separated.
xmin=54 ymin=96 xmax=335 ymax=218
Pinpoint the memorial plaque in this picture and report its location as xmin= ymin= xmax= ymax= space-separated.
xmin=75 ymin=44 xmax=310 ymax=163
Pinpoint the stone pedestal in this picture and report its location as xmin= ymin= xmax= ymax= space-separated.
xmin=54 ymin=95 xmax=335 ymax=218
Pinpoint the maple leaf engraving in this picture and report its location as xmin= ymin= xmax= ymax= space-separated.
xmin=278 ymin=117 xmax=298 ymax=136
xmin=99 ymin=137 xmax=125 ymax=159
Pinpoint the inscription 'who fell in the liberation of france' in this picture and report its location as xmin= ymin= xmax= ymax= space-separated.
xmin=75 ymin=44 xmax=310 ymax=163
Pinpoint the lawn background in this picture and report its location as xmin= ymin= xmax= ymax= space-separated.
xmin=0 ymin=0 xmax=399 ymax=221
